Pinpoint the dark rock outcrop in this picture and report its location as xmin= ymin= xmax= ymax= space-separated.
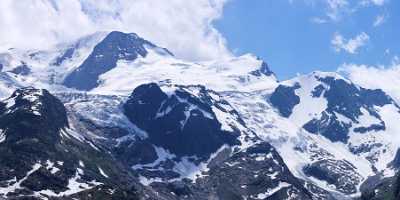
xmin=303 ymin=159 xmax=363 ymax=194
xmin=269 ymin=83 xmax=301 ymax=117
xmin=9 ymin=62 xmax=31 ymax=75
xmin=123 ymin=83 xmax=240 ymax=159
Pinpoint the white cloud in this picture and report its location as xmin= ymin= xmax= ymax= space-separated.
xmin=360 ymin=0 xmax=387 ymax=6
xmin=371 ymin=0 xmax=387 ymax=5
xmin=310 ymin=17 xmax=328 ymax=24
xmin=290 ymin=0 xmax=350 ymax=21
xmin=0 ymin=0 xmax=94 ymax=50
xmin=293 ymin=0 xmax=388 ymax=23
xmin=0 ymin=0 xmax=231 ymax=61
xmin=373 ymin=14 xmax=387 ymax=27
xmin=331 ymin=32 xmax=370 ymax=54
xmin=339 ymin=58 xmax=400 ymax=102
xmin=326 ymin=0 xmax=349 ymax=21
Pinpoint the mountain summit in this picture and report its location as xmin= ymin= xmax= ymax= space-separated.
xmin=63 ymin=31 xmax=172 ymax=91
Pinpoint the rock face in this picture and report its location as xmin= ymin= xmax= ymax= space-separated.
xmin=303 ymin=111 xmax=353 ymax=143
xmin=361 ymin=174 xmax=400 ymax=200
xmin=270 ymin=83 xmax=301 ymax=117
xmin=250 ymin=61 xmax=274 ymax=77
xmin=0 ymin=88 xmax=71 ymax=198
xmin=123 ymin=83 xmax=240 ymax=159
xmin=271 ymin=75 xmax=395 ymax=143
xmin=9 ymin=62 xmax=31 ymax=75
xmin=0 ymin=87 xmax=68 ymax=156
xmin=119 ymin=83 xmax=247 ymax=182
xmin=303 ymin=159 xmax=363 ymax=194
xmin=151 ymin=142 xmax=316 ymax=200
xmin=63 ymin=31 xmax=170 ymax=91
xmin=52 ymin=46 xmax=76 ymax=66
xmin=195 ymin=142 xmax=314 ymax=200
xmin=303 ymin=76 xmax=392 ymax=143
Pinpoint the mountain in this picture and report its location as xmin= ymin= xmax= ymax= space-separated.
xmin=0 ymin=88 xmax=148 ymax=199
xmin=63 ymin=31 xmax=172 ymax=91
xmin=266 ymin=72 xmax=400 ymax=195
xmin=0 ymin=84 xmax=323 ymax=199
xmin=0 ymin=30 xmax=399 ymax=199
xmin=119 ymin=83 xmax=322 ymax=199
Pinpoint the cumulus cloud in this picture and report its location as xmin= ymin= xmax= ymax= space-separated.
xmin=331 ymin=32 xmax=370 ymax=54
xmin=0 ymin=0 xmax=94 ymax=51
xmin=339 ymin=58 xmax=400 ymax=102
xmin=0 ymin=0 xmax=231 ymax=61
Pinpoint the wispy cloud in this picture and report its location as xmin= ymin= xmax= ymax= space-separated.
xmin=371 ymin=0 xmax=387 ymax=6
xmin=331 ymin=32 xmax=370 ymax=54
xmin=360 ymin=0 xmax=387 ymax=6
xmin=310 ymin=17 xmax=328 ymax=24
xmin=289 ymin=0 xmax=351 ymax=22
xmin=373 ymin=14 xmax=387 ymax=27
xmin=292 ymin=0 xmax=388 ymax=23
xmin=0 ymin=0 xmax=231 ymax=61
xmin=326 ymin=0 xmax=350 ymax=21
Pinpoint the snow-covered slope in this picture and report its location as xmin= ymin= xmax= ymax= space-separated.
xmin=0 ymin=31 xmax=277 ymax=97
xmin=92 ymin=51 xmax=277 ymax=95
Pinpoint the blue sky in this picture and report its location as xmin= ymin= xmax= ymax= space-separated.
xmin=215 ymin=0 xmax=399 ymax=80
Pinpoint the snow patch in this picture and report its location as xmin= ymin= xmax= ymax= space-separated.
xmin=98 ymin=167 xmax=109 ymax=178
xmin=254 ymin=182 xmax=291 ymax=199
xmin=0 ymin=129 xmax=5 ymax=143
xmin=46 ymin=160 xmax=60 ymax=174
xmin=286 ymin=74 xmax=328 ymax=126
